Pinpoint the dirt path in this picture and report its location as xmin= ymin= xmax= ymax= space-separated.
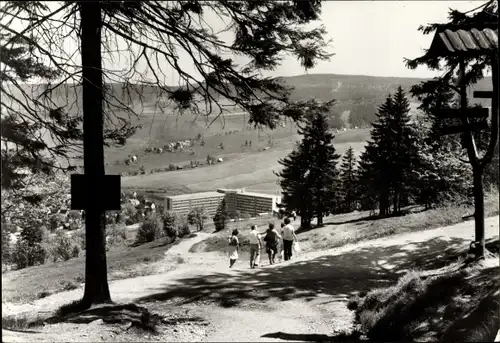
xmin=3 ymin=217 xmax=499 ymax=342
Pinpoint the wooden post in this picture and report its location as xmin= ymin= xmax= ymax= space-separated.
xmin=79 ymin=1 xmax=111 ymax=305
xmin=459 ymin=57 xmax=485 ymax=259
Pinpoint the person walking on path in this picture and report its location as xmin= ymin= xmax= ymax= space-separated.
xmin=291 ymin=210 xmax=297 ymax=222
xmin=264 ymin=223 xmax=281 ymax=265
xmin=282 ymin=217 xmax=298 ymax=261
xmin=249 ymin=225 xmax=262 ymax=268
xmin=228 ymin=229 xmax=240 ymax=268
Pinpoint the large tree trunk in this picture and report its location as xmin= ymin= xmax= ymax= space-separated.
xmin=317 ymin=211 xmax=323 ymax=227
xmin=80 ymin=1 xmax=111 ymax=307
xmin=379 ymin=188 xmax=389 ymax=217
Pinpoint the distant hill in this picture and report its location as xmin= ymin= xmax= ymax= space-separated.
xmin=280 ymin=73 xmax=493 ymax=128
xmin=6 ymin=73 xmax=493 ymax=130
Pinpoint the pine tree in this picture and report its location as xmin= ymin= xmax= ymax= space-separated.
xmin=0 ymin=28 xmax=71 ymax=189
xmin=276 ymin=145 xmax=314 ymax=227
xmin=387 ymin=86 xmax=420 ymax=214
xmin=277 ymin=101 xmax=339 ymax=228
xmin=359 ymin=95 xmax=394 ymax=217
xmin=339 ymin=146 xmax=358 ymax=213
xmin=302 ymin=110 xmax=341 ymax=226
xmin=411 ymin=117 xmax=473 ymax=208
xmin=358 ymin=88 xmax=422 ymax=216
xmin=213 ymin=199 xmax=229 ymax=232
xmin=356 ymin=141 xmax=380 ymax=215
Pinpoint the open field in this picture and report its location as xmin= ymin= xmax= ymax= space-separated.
xmin=120 ymin=127 xmax=370 ymax=194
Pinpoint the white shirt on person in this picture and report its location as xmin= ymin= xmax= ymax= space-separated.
xmin=249 ymin=230 xmax=261 ymax=244
xmin=282 ymin=224 xmax=295 ymax=241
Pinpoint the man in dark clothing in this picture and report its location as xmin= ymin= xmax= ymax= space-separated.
xmin=263 ymin=223 xmax=281 ymax=264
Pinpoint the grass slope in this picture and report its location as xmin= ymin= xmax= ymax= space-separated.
xmin=120 ymin=128 xmax=370 ymax=194
xmin=190 ymin=190 xmax=499 ymax=258
xmin=1 ymin=227 xmax=182 ymax=305
xmin=349 ymin=247 xmax=499 ymax=342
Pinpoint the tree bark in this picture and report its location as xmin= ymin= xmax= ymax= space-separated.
xmin=80 ymin=1 xmax=111 ymax=306
xmin=379 ymin=188 xmax=389 ymax=217
xmin=317 ymin=211 xmax=323 ymax=227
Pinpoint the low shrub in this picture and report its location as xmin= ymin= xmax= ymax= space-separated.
xmin=163 ymin=211 xmax=179 ymax=239
xmin=3 ymin=222 xmax=18 ymax=234
xmin=20 ymin=225 xmax=47 ymax=246
xmin=107 ymin=224 xmax=128 ymax=247
xmin=49 ymin=214 xmax=66 ymax=231
xmin=11 ymin=241 xmax=47 ymax=269
xmin=60 ymin=280 xmax=79 ymax=291
xmin=71 ymin=244 xmax=81 ymax=258
xmin=177 ymin=222 xmax=191 ymax=238
xmin=122 ymin=203 xmax=137 ymax=220
xmin=74 ymin=229 xmax=86 ymax=250
xmin=240 ymin=212 xmax=251 ymax=220
xmin=51 ymin=231 xmax=80 ymax=262
xmin=116 ymin=213 xmax=127 ymax=224
xmin=136 ymin=216 xmax=164 ymax=244
xmin=1 ymin=227 xmax=11 ymax=263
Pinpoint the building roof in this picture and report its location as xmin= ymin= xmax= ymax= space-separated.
xmin=166 ymin=191 xmax=225 ymax=201
xmin=237 ymin=191 xmax=281 ymax=199
xmin=427 ymin=24 xmax=498 ymax=58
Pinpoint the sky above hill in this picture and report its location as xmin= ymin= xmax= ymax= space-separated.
xmin=278 ymin=1 xmax=484 ymax=78
xmin=126 ymin=1 xmax=487 ymax=82
xmin=4 ymin=1 xmax=489 ymax=84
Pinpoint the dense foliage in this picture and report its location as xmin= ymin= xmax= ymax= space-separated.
xmin=278 ymin=87 xmax=477 ymax=225
xmin=339 ymin=146 xmax=358 ymax=213
xmin=187 ymin=207 xmax=208 ymax=231
xmin=213 ymin=199 xmax=229 ymax=232
xmin=277 ymin=100 xmax=340 ymax=228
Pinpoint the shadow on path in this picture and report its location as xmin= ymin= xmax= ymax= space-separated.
xmin=261 ymin=331 xmax=360 ymax=342
xmin=136 ymin=236 xmax=472 ymax=308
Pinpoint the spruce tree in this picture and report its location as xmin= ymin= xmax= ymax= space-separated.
xmin=387 ymin=86 xmax=420 ymax=214
xmin=277 ymin=101 xmax=339 ymax=228
xmin=360 ymin=95 xmax=394 ymax=217
xmin=213 ymin=199 xmax=229 ymax=232
xmin=356 ymin=141 xmax=380 ymax=215
xmin=302 ymin=111 xmax=341 ymax=226
xmin=339 ymin=146 xmax=358 ymax=213
xmin=276 ymin=144 xmax=314 ymax=228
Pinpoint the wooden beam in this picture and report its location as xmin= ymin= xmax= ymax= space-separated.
xmin=439 ymin=107 xmax=489 ymax=119
xmin=71 ymin=174 xmax=121 ymax=211
xmin=473 ymin=91 xmax=494 ymax=99
xmin=439 ymin=120 xmax=488 ymax=136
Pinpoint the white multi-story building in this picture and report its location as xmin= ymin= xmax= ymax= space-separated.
xmin=165 ymin=191 xmax=225 ymax=217
xmin=217 ymin=188 xmax=282 ymax=216
xmin=165 ymin=189 xmax=282 ymax=218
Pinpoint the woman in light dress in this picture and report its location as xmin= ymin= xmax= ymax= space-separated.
xmin=228 ymin=229 xmax=240 ymax=268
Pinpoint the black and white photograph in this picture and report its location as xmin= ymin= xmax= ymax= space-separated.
xmin=1 ymin=0 xmax=498 ymax=341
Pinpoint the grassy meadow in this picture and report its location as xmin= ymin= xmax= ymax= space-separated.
xmin=110 ymin=107 xmax=371 ymax=194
